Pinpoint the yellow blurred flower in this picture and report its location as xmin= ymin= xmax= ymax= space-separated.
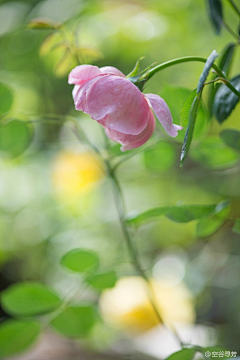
xmin=100 ymin=276 xmax=195 ymax=334
xmin=52 ymin=151 xmax=105 ymax=200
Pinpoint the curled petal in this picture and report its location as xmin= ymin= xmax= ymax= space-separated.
xmin=68 ymin=65 xmax=101 ymax=85
xmin=85 ymin=75 xmax=150 ymax=135
xmin=100 ymin=66 xmax=125 ymax=77
xmin=72 ymin=76 xmax=100 ymax=111
xmin=145 ymin=94 xmax=182 ymax=137
xmin=105 ymin=110 xmax=155 ymax=151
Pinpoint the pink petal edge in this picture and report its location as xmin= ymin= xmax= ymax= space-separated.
xmin=145 ymin=93 xmax=182 ymax=137
xmin=68 ymin=65 xmax=101 ymax=85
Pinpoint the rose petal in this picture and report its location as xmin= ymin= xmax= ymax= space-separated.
xmin=72 ymin=76 xmax=101 ymax=111
xmin=85 ymin=75 xmax=150 ymax=135
xmin=100 ymin=66 xmax=125 ymax=77
xmin=145 ymin=94 xmax=182 ymax=137
xmin=105 ymin=110 xmax=155 ymax=151
xmin=68 ymin=65 xmax=101 ymax=85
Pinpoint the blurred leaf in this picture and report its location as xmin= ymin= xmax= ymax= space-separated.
xmin=213 ymin=74 xmax=240 ymax=123
xmin=60 ymin=248 xmax=99 ymax=273
xmin=39 ymin=32 xmax=63 ymax=56
xmin=126 ymin=207 xmax=169 ymax=225
xmin=50 ymin=305 xmax=96 ymax=338
xmin=180 ymin=93 xmax=202 ymax=167
xmin=206 ymin=0 xmax=223 ymax=34
xmin=1 ymin=282 xmax=61 ymax=317
xmin=190 ymin=137 xmax=240 ymax=169
xmin=197 ymin=50 xmax=218 ymax=93
xmin=208 ymin=43 xmax=236 ymax=115
xmin=196 ymin=200 xmax=230 ymax=238
xmin=76 ymin=47 xmax=102 ymax=63
xmin=218 ymin=43 xmax=236 ymax=76
xmin=165 ymin=205 xmax=216 ymax=223
xmin=0 ymin=120 xmax=32 ymax=157
xmin=180 ymin=89 xmax=197 ymax=127
xmin=86 ymin=271 xmax=117 ymax=291
xmin=0 ymin=83 xmax=14 ymax=117
xmin=54 ymin=49 xmax=76 ymax=77
xmin=160 ymin=86 xmax=209 ymax=144
xmin=166 ymin=348 xmax=196 ymax=360
xmin=27 ymin=18 xmax=62 ymax=30
xmin=143 ymin=141 xmax=176 ymax=172
xmin=220 ymin=129 xmax=240 ymax=151
xmin=0 ymin=319 xmax=41 ymax=357
xmin=126 ymin=204 xmax=217 ymax=225
xmin=233 ymin=219 xmax=240 ymax=235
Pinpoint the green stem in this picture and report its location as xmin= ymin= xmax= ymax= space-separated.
xmin=221 ymin=19 xmax=240 ymax=41
xmin=106 ymin=161 xmax=183 ymax=346
xmin=148 ymin=56 xmax=225 ymax=80
xmin=147 ymin=56 xmax=240 ymax=99
xmin=227 ymin=0 xmax=240 ymax=17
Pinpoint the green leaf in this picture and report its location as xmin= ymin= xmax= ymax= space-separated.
xmin=126 ymin=57 xmax=144 ymax=78
xmin=0 ymin=120 xmax=32 ymax=157
xmin=213 ymin=74 xmax=240 ymax=123
xmin=190 ymin=137 xmax=240 ymax=169
xmin=180 ymin=93 xmax=202 ymax=167
xmin=0 ymin=83 xmax=14 ymax=117
xmin=233 ymin=219 xmax=240 ymax=235
xmin=165 ymin=205 xmax=216 ymax=223
xmin=1 ymin=282 xmax=61 ymax=317
xmin=180 ymin=89 xmax=197 ymax=127
xmin=166 ymin=348 xmax=196 ymax=360
xmin=86 ymin=271 xmax=117 ymax=291
xmin=0 ymin=319 xmax=41 ymax=357
xmin=27 ymin=18 xmax=62 ymax=30
xmin=206 ymin=0 xmax=223 ymax=34
xmin=143 ymin=141 xmax=176 ymax=172
xmin=197 ymin=50 xmax=218 ymax=93
xmin=208 ymin=43 xmax=236 ymax=115
xmin=50 ymin=305 xmax=96 ymax=338
xmin=126 ymin=204 xmax=216 ymax=226
xmin=218 ymin=43 xmax=236 ymax=77
xmin=60 ymin=248 xmax=99 ymax=273
xmin=220 ymin=129 xmax=240 ymax=151
xmin=196 ymin=200 xmax=230 ymax=238
xmin=160 ymin=86 xmax=209 ymax=143
xmin=126 ymin=206 xmax=170 ymax=225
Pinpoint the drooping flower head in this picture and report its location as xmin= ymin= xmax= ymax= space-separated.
xmin=68 ymin=65 xmax=182 ymax=151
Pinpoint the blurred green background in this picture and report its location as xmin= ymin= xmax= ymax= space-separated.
xmin=0 ymin=0 xmax=240 ymax=359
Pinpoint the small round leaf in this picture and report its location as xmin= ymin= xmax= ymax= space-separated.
xmin=0 ymin=83 xmax=14 ymax=116
xmin=0 ymin=319 xmax=41 ymax=357
xmin=0 ymin=120 xmax=32 ymax=157
xmin=60 ymin=248 xmax=99 ymax=273
xmin=50 ymin=305 xmax=96 ymax=338
xmin=87 ymin=271 xmax=117 ymax=291
xmin=1 ymin=282 xmax=61 ymax=317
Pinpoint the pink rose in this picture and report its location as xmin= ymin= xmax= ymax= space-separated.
xmin=68 ymin=65 xmax=182 ymax=151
